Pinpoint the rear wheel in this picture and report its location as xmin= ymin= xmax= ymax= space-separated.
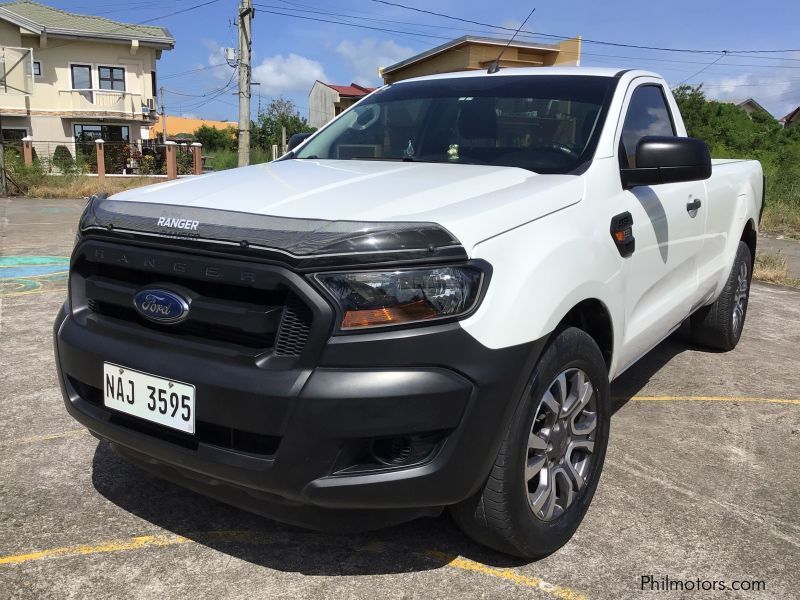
xmin=451 ymin=327 xmax=610 ymax=558
xmin=690 ymin=241 xmax=752 ymax=351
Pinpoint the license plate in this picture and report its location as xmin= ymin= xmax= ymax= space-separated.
xmin=103 ymin=363 xmax=195 ymax=434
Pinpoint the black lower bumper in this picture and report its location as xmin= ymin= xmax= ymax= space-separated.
xmin=55 ymin=302 xmax=545 ymax=530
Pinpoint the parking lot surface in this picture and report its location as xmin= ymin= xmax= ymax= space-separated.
xmin=2 ymin=197 xmax=799 ymax=599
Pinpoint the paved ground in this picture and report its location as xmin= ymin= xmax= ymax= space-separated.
xmin=1 ymin=197 xmax=799 ymax=599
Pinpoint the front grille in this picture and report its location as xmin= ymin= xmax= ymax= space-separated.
xmin=71 ymin=377 xmax=281 ymax=456
xmin=73 ymin=241 xmax=316 ymax=357
xmin=274 ymin=293 xmax=313 ymax=356
xmin=92 ymin=300 xmax=274 ymax=349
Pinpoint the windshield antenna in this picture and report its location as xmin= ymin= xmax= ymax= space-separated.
xmin=487 ymin=7 xmax=536 ymax=74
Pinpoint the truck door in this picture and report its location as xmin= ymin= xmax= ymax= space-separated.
xmin=614 ymin=83 xmax=706 ymax=371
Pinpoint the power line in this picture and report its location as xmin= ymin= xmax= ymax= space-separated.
xmin=253 ymin=4 xmax=800 ymax=71
xmin=252 ymin=6 xmax=450 ymax=42
xmin=368 ymin=0 xmax=800 ymax=57
xmin=677 ymin=52 xmax=728 ymax=85
xmin=250 ymin=4 xmax=800 ymax=79
xmin=161 ymin=63 xmax=229 ymax=80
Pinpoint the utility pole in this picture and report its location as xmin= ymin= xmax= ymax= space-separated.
xmin=160 ymin=86 xmax=166 ymax=143
xmin=237 ymin=0 xmax=253 ymax=167
xmin=0 ymin=114 xmax=7 ymax=196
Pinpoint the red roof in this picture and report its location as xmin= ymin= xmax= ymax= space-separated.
xmin=325 ymin=82 xmax=376 ymax=97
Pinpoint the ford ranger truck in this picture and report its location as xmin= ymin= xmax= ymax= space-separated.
xmin=54 ymin=68 xmax=764 ymax=558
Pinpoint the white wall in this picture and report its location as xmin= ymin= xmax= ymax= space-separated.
xmin=308 ymin=81 xmax=338 ymax=129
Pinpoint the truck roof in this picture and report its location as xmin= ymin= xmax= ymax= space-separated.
xmin=391 ymin=66 xmax=661 ymax=84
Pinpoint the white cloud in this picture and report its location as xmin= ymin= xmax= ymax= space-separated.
xmin=201 ymin=39 xmax=231 ymax=80
xmin=335 ymin=38 xmax=414 ymax=86
xmin=251 ymin=53 xmax=327 ymax=96
xmin=702 ymin=52 xmax=800 ymax=119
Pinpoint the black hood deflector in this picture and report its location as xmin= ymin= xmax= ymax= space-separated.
xmin=79 ymin=196 xmax=467 ymax=269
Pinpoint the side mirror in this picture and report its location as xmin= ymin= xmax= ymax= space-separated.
xmin=287 ymin=132 xmax=313 ymax=152
xmin=621 ymin=136 xmax=711 ymax=189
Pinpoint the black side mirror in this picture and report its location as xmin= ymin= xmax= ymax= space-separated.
xmin=287 ymin=132 xmax=313 ymax=152
xmin=621 ymin=136 xmax=711 ymax=189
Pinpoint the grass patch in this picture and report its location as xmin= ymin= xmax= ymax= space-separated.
xmin=23 ymin=176 xmax=167 ymax=199
xmin=204 ymin=147 xmax=272 ymax=171
xmin=754 ymin=252 xmax=800 ymax=287
xmin=761 ymin=201 xmax=800 ymax=240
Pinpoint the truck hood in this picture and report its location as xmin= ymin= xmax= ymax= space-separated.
xmin=112 ymin=159 xmax=583 ymax=252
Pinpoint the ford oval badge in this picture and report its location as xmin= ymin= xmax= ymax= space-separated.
xmin=132 ymin=289 xmax=190 ymax=324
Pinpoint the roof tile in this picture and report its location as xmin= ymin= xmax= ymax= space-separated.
xmin=0 ymin=0 xmax=172 ymax=42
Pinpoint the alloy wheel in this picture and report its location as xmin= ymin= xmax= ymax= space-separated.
xmin=525 ymin=368 xmax=597 ymax=521
xmin=732 ymin=260 xmax=748 ymax=334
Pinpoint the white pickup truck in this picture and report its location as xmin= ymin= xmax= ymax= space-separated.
xmin=54 ymin=67 xmax=764 ymax=558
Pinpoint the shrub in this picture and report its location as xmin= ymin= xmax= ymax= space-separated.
xmin=138 ymin=154 xmax=156 ymax=175
xmin=52 ymin=145 xmax=74 ymax=173
xmin=177 ymin=150 xmax=194 ymax=175
xmin=4 ymin=148 xmax=46 ymax=193
xmin=194 ymin=124 xmax=236 ymax=151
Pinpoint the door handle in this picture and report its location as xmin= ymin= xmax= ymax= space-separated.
xmin=686 ymin=199 xmax=702 ymax=212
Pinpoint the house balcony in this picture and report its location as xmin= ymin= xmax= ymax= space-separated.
xmin=58 ymin=89 xmax=156 ymax=121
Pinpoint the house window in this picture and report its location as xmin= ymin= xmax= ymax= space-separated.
xmin=74 ymin=124 xmax=129 ymax=142
xmin=33 ymin=61 xmax=41 ymax=76
xmin=2 ymin=128 xmax=28 ymax=141
xmin=71 ymin=64 xmax=91 ymax=89
xmin=71 ymin=64 xmax=92 ymax=102
xmin=98 ymin=66 xmax=125 ymax=92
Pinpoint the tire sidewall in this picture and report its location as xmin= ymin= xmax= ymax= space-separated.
xmin=503 ymin=328 xmax=610 ymax=556
xmin=728 ymin=242 xmax=753 ymax=347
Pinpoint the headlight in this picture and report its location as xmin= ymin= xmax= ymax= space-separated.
xmin=314 ymin=266 xmax=484 ymax=330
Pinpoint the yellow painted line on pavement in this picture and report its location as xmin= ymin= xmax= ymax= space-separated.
xmin=0 ymin=533 xmax=589 ymax=599
xmin=0 ymin=534 xmax=191 ymax=566
xmin=627 ymin=395 xmax=800 ymax=406
xmin=0 ymin=288 xmax=67 ymax=298
xmin=426 ymin=550 xmax=588 ymax=600
xmin=10 ymin=429 xmax=86 ymax=445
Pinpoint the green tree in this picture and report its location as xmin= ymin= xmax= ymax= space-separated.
xmin=672 ymin=85 xmax=800 ymax=211
xmin=193 ymin=124 xmax=236 ymax=151
xmin=251 ymin=96 xmax=315 ymax=151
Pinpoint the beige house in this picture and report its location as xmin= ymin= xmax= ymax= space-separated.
xmin=722 ymin=98 xmax=771 ymax=116
xmin=308 ymin=81 xmax=376 ymax=129
xmin=379 ymin=35 xmax=582 ymax=84
xmin=0 ymin=1 xmax=174 ymax=158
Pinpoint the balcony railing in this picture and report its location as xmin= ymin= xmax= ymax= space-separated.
xmin=58 ymin=89 xmax=151 ymax=119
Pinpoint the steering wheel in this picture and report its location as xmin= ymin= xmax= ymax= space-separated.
xmin=538 ymin=144 xmax=579 ymax=159
xmin=351 ymin=105 xmax=380 ymax=131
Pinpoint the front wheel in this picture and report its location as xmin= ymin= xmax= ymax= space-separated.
xmin=451 ymin=327 xmax=610 ymax=558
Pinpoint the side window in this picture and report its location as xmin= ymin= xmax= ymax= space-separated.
xmin=620 ymin=85 xmax=675 ymax=168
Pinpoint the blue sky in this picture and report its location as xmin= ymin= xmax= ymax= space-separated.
xmin=47 ymin=0 xmax=800 ymax=121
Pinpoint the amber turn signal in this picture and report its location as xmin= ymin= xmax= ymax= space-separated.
xmin=342 ymin=299 xmax=439 ymax=328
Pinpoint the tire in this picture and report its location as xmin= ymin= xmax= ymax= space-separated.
xmin=690 ymin=241 xmax=752 ymax=351
xmin=451 ymin=327 xmax=610 ymax=559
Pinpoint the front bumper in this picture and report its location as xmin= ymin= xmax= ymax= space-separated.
xmin=55 ymin=296 xmax=545 ymax=529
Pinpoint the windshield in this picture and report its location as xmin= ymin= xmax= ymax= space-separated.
xmin=295 ymin=75 xmax=616 ymax=174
